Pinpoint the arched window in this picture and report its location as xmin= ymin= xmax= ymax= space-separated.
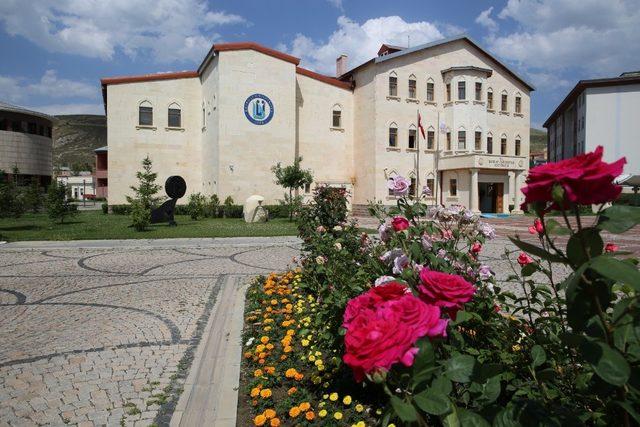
xmin=458 ymin=79 xmax=466 ymax=100
xmin=457 ymin=126 xmax=467 ymax=150
xmin=388 ymin=122 xmax=398 ymax=147
xmin=425 ymin=172 xmax=435 ymax=197
xmin=501 ymin=90 xmax=508 ymax=112
xmin=474 ymin=127 xmax=482 ymax=150
xmin=138 ymin=101 xmax=153 ymax=126
xmin=168 ymin=102 xmax=181 ymax=128
xmin=332 ymin=104 xmax=342 ymax=128
xmin=408 ymin=74 xmax=417 ymax=99
xmin=389 ymin=72 xmax=398 ymax=96
xmin=408 ymin=124 xmax=417 ymax=149
xmin=426 ymin=77 xmax=435 ymax=101
xmin=486 ymin=131 xmax=494 ymax=154
xmin=387 ymin=169 xmax=398 ymax=196
xmin=515 ymin=92 xmax=522 ymax=114
xmin=487 ymin=87 xmax=494 ymax=110
xmin=407 ymin=170 xmax=417 ymax=196
xmin=426 ymin=125 xmax=435 ymax=150
xmin=515 ymin=135 xmax=522 ymax=156
xmin=500 ymin=133 xmax=508 ymax=155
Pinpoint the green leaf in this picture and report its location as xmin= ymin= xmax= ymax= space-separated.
xmin=445 ymin=354 xmax=476 ymax=383
xmin=589 ymin=256 xmax=640 ymax=292
xmin=414 ymin=388 xmax=451 ymax=416
xmin=442 ymin=405 xmax=460 ymax=427
xmin=412 ymin=339 xmax=437 ymax=386
xmin=545 ymin=218 xmax=571 ymax=236
xmin=431 ymin=376 xmax=453 ymax=395
xmin=599 ymin=205 xmax=640 ymax=234
xmin=531 ymin=345 xmax=546 ymax=368
xmin=566 ymin=227 xmax=603 ymax=267
xmin=521 ymin=263 xmax=537 ymax=277
xmin=580 ymin=339 xmax=631 ymax=386
xmin=615 ymin=400 xmax=640 ymax=424
xmin=476 ymin=375 xmax=501 ymax=405
xmin=457 ymin=408 xmax=490 ymax=427
xmin=508 ymin=236 xmax=565 ymax=263
xmin=389 ymin=395 xmax=418 ymax=422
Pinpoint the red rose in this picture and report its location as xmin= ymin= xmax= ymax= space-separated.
xmin=418 ymin=269 xmax=476 ymax=318
xmin=605 ymin=243 xmax=619 ymax=253
xmin=517 ymin=252 xmax=534 ymax=266
xmin=342 ymin=282 xmax=447 ymax=382
xmin=521 ymin=146 xmax=626 ymax=209
xmin=471 ymin=242 xmax=482 ymax=254
xmin=391 ymin=216 xmax=410 ymax=231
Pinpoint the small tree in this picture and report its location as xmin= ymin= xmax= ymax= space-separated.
xmin=223 ymin=195 xmax=234 ymax=218
xmin=0 ymin=170 xmax=24 ymax=218
xmin=126 ymin=156 xmax=162 ymax=231
xmin=23 ymin=179 xmax=43 ymax=213
xmin=271 ymin=156 xmax=313 ymax=221
xmin=46 ymin=181 xmax=76 ymax=223
xmin=186 ymin=192 xmax=207 ymax=220
xmin=207 ymin=194 xmax=220 ymax=217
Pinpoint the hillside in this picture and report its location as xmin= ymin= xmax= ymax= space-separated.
xmin=530 ymin=128 xmax=547 ymax=153
xmin=53 ymin=114 xmax=106 ymax=170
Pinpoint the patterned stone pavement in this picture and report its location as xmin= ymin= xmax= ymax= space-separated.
xmin=0 ymin=238 xmax=300 ymax=427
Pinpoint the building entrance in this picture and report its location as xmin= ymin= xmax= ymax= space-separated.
xmin=478 ymin=182 xmax=504 ymax=213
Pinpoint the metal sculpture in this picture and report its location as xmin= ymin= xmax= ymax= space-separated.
xmin=151 ymin=176 xmax=186 ymax=226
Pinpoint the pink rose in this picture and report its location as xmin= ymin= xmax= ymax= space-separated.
xmin=391 ymin=216 xmax=410 ymax=231
xmin=521 ymin=146 xmax=626 ymax=209
xmin=528 ymin=218 xmax=544 ymax=235
xmin=605 ymin=243 xmax=619 ymax=253
xmin=517 ymin=252 xmax=534 ymax=266
xmin=418 ymin=269 xmax=476 ymax=318
xmin=387 ymin=175 xmax=411 ymax=196
xmin=342 ymin=282 xmax=447 ymax=382
xmin=471 ymin=242 xmax=482 ymax=254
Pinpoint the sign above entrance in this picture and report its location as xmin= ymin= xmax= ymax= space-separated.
xmin=244 ymin=94 xmax=274 ymax=125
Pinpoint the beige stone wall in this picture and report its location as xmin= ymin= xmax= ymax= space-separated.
xmin=200 ymin=55 xmax=221 ymax=197
xmin=0 ymin=130 xmax=52 ymax=177
xmin=105 ymin=77 xmax=202 ymax=204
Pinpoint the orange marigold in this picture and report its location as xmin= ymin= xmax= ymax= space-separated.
xmin=250 ymin=388 xmax=260 ymax=398
xmin=299 ymin=402 xmax=311 ymax=411
xmin=254 ymin=414 xmax=266 ymax=426
xmin=305 ymin=411 xmax=315 ymax=421
xmin=287 ymin=387 xmax=297 ymax=396
xmin=260 ymin=389 xmax=272 ymax=398
xmin=264 ymin=409 xmax=276 ymax=419
xmin=285 ymin=368 xmax=297 ymax=378
xmin=270 ymin=418 xmax=281 ymax=427
xmin=289 ymin=407 xmax=301 ymax=418
xmin=294 ymin=373 xmax=304 ymax=381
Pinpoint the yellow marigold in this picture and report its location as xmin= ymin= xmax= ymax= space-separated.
xmin=334 ymin=412 xmax=343 ymax=420
xmin=388 ymin=424 xmax=396 ymax=427
xmin=301 ymin=339 xmax=310 ymax=347
xmin=318 ymin=409 xmax=327 ymax=418
xmin=260 ymin=336 xmax=269 ymax=344
xmin=343 ymin=395 xmax=352 ymax=405
xmin=263 ymin=409 xmax=276 ymax=419
xmin=250 ymin=388 xmax=260 ymax=398
xmin=355 ymin=404 xmax=364 ymax=412
xmin=288 ymin=407 xmax=300 ymax=418
xmin=266 ymin=343 xmax=274 ymax=350
xmin=299 ymin=402 xmax=311 ymax=411
xmin=270 ymin=418 xmax=280 ymax=427
xmin=286 ymin=329 xmax=295 ymax=336
xmin=329 ymin=392 xmax=338 ymax=401
xmin=354 ymin=422 xmax=366 ymax=427
xmin=305 ymin=411 xmax=315 ymax=421
xmin=287 ymin=387 xmax=297 ymax=396
xmin=254 ymin=414 xmax=266 ymax=426
xmin=258 ymin=352 xmax=267 ymax=359
xmin=270 ymin=299 xmax=278 ymax=305
xmin=260 ymin=389 xmax=272 ymax=398
xmin=254 ymin=369 xmax=263 ymax=377
xmin=256 ymin=344 xmax=266 ymax=352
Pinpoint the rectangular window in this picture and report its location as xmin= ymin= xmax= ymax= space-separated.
xmin=408 ymin=79 xmax=416 ymax=99
xmin=408 ymin=129 xmax=417 ymax=149
xmin=515 ymin=139 xmax=521 ymax=156
xmin=501 ymin=94 xmax=508 ymax=112
xmin=475 ymin=131 xmax=482 ymax=150
xmin=389 ymin=76 xmax=397 ymax=96
xmin=450 ymin=179 xmax=457 ymax=196
xmin=457 ymin=131 xmax=466 ymax=150
xmin=487 ymin=136 xmax=493 ymax=154
xmin=458 ymin=81 xmax=466 ymax=100
xmin=475 ymin=82 xmax=482 ymax=101
xmin=304 ymin=183 xmax=311 ymax=193
xmin=501 ymin=137 xmax=507 ymax=155
xmin=487 ymin=92 xmax=493 ymax=109
xmin=409 ymin=177 xmax=417 ymax=196
xmin=426 ymin=178 xmax=435 ymax=195
xmin=27 ymin=122 xmax=37 ymax=134
xmin=515 ymin=96 xmax=522 ymax=113
xmin=139 ymin=106 xmax=153 ymax=126
xmin=446 ymin=132 xmax=451 ymax=150
xmin=332 ymin=110 xmax=342 ymax=128
xmin=446 ymin=83 xmax=451 ymax=101
xmin=168 ymin=108 xmax=181 ymax=128
xmin=389 ymin=127 xmax=397 ymax=147
xmin=426 ymin=82 xmax=434 ymax=101
xmin=427 ymin=130 xmax=434 ymax=150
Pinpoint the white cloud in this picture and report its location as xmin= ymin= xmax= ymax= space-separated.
xmin=488 ymin=0 xmax=640 ymax=76
xmin=327 ymin=0 xmax=344 ymax=11
xmin=0 ymin=0 xmax=246 ymax=63
xmin=30 ymin=103 xmax=105 ymax=115
xmin=0 ymin=70 xmax=98 ymax=112
xmin=281 ymin=16 xmax=444 ymax=75
xmin=475 ymin=7 xmax=498 ymax=33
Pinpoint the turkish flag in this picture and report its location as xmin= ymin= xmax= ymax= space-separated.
xmin=418 ymin=113 xmax=426 ymax=139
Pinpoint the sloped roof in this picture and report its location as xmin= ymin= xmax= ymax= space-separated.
xmin=0 ymin=101 xmax=55 ymax=122
xmin=341 ymin=35 xmax=535 ymax=92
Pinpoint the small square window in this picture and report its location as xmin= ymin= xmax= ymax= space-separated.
xmin=139 ymin=106 xmax=153 ymax=126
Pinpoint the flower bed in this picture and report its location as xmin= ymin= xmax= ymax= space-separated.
xmin=239 ymin=147 xmax=640 ymax=426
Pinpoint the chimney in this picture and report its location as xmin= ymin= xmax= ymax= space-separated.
xmin=336 ymin=54 xmax=348 ymax=77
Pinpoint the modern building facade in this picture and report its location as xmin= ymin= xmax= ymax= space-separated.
xmin=101 ymin=35 xmax=533 ymax=213
xmin=544 ymin=71 xmax=640 ymax=178
xmin=0 ymin=101 xmax=54 ymax=186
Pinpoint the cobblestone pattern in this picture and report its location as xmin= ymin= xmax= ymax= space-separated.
xmin=0 ymin=243 xmax=299 ymax=426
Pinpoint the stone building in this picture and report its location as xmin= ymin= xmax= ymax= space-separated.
xmin=101 ymin=35 xmax=533 ymax=213
xmin=0 ymin=101 xmax=54 ymax=186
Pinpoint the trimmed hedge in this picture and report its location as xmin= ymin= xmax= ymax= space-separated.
xmin=103 ymin=203 xmax=290 ymax=219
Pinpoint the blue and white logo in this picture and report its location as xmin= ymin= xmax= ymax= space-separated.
xmin=244 ymin=94 xmax=274 ymax=125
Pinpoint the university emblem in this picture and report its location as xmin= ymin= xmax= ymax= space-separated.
xmin=244 ymin=94 xmax=274 ymax=125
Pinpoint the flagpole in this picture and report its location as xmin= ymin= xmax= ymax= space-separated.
xmin=416 ymin=108 xmax=420 ymax=197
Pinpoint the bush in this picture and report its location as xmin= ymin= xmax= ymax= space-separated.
xmin=206 ymin=194 xmax=220 ymax=217
xmin=111 ymin=204 xmax=131 ymax=215
xmin=263 ymin=204 xmax=289 ymax=219
xmin=22 ymin=179 xmax=43 ymax=213
xmin=0 ymin=173 xmax=24 ymax=218
xmin=129 ymin=199 xmax=150 ymax=231
xmin=186 ymin=192 xmax=207 ymax=220
xmin=101 ymin=203 xmax=108 ymax=214
xmin=46 ymin=181 xmax=76 ymax=223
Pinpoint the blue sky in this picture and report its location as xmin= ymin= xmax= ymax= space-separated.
xmin=1 ymin=0 xmax=638 ymax=128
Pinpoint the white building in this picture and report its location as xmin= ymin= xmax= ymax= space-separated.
xmin=544 ymin=71 xmax=640 ymax=179
xmin=101 ymin=35 xmax=533 ymax=213
xmin=56 ymin=172 xmax=96 ymax=200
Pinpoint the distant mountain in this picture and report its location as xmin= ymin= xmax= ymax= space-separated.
xmin=530 ymin=128 xmax=547 ymax=153
xmin=53 ymin=114 xmax=106 ymax=170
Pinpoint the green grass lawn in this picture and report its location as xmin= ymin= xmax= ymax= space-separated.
xmin=0 ymin=211 xmax=298 ymax=242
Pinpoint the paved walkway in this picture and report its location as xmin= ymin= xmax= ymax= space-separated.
xmin=0 ymin=237 xmax=300 ymax=426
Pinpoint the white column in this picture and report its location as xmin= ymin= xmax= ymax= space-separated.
xmin=469 ymin=168 xmax=480 ymax=213
xmin=511 ymin=170 xmax=524 ymax=214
